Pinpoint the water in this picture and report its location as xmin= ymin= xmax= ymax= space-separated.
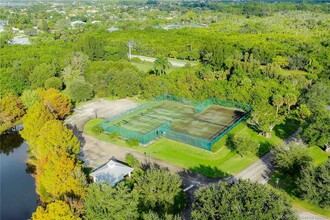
xmin=0 ymin=132 xmax=38 ymax=220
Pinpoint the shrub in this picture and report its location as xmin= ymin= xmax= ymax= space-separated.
xmin=126 ymin=138 xmax=139 ymax=147
xmin=125 ymin=153 xmax=140 ymax=168
xmin=108 ymin=132 xmax=119 ymax=139
xmin=92 ymin=125 xmax=104 ymax=135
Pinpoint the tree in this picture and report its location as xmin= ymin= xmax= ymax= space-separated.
xmin=32 ymin=200 xmax=79 ymax=220
xmin=35 ymin=120 xmax=80 ymax=159
xmin=271 ymin=142 xmax=312 ymax=175
xmin=0 ymin=94 xmax=25 ymax=126
xmin=36 ymin=148 xmax=87 ymax=203
xmin=67 ymin=80 xmax=93 ymax=103
xmin=272 ymin=56 xmax=289 ymax=68
xmin=192 ymin=181 xmax=297 ymax=220
xmin=153 ymin=56 xmax=171 ymax=76
xmin=296 ymin=160 xmax=330 ymax=208
xmin=109 ymin=69 xmax=142 ymax=98
xmin=20 ymin=102 xmax=55 ymax=154
xmin=44 ymin=77 xmax=63 ymax=90
xmin=142 ymin=210 xmax=181 ymax=220
xmin=125 ymin=153 xmax=140 ymax=168
xmin=20 ymin=90 xmax=41 ymax=109
xmin=227 ymin=134 xmax=259 ymax=156
xmin=284 ymin=93 xmax=297 ymax=113
xmin=77 ymin=36 xmax=105 ymax=61
xmin=135 ymin=167 xmax=185 ymax=213
xmin=29 ymin=63 xmax=56 ymax=89
xmin=38 ymin=88 xmax=71 ymax=119
xmin=272 ymin=94 xmax=284 ymax=116
xmin=301 ymin=111 xmax=330 ymax=148
xmin=84 ymin=182 xmax=139 ymax=220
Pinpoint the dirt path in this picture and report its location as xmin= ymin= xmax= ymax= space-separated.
xmin=65 ymin=98 xmax=183 ymax=172
xmin=80 ymin=132 xmax=183 ymax=172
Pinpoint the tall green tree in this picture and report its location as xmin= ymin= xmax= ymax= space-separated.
xmin=296 ymin=160 xmax=330 ymax=208
xmin=272 ymin=94 xmax=284 ymax=116
xmin=271 ymin=142 xmax=312 ymax=175
xmin=67 ymin=80 xmax=93 ymax=102
xmin=20 ymin=90 xmax=41 ymax=109
xmin=135 ymin=167 xmax=185 ymax=214
xmin=153 ymin=56 xmax=171 ymax=76
xmin=84 ymin=182 xmax=139 ymax=220
xmin=29 ymin=63 xmax=56 ymax=89
xmin=192 ymin=181 xmax=297 ymax=220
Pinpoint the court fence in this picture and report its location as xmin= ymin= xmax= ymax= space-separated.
xmin=100 ymin=95 xmax=252 ymax=151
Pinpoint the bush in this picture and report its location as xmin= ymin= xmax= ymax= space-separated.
xmin=108 ymin=132 xmax=119 ymax=139
xmin=125 ymin=153 xmax=140 ymax=168
xmin=126 ymin=138 xmax=139 ymax=147
xmin=92 ymin=125 xmax=104 ymax=135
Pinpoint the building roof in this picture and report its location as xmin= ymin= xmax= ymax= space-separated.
xmin=90 ymin=159 xmax=134 ymax=186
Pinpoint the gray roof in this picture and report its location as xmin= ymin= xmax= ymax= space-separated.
xmin=90 ymin=159 xmax=133 ymax=186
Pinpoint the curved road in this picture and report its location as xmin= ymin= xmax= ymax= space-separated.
xmin=66 ymin=100 xmax=327 ymax=220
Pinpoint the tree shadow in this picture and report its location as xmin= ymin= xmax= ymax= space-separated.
xmin=140 ymin=162 xmax=170 ymax=172
xmin=66 ymin=124 xmax=86 ymax=146
xmin=267 ymin=170 xmax=300 ymax=197
xmin=245 ymin=122 xmax=263 ymax=134
xmin=226 ymin=133 xmax=236 ymax=152
xmin=257 ymin=141 xmax=271 ymax=157
xmin=273 ymin=118 xmax=300 ymax=139
xmin=189 ymin=164 xmax=229 ymax=179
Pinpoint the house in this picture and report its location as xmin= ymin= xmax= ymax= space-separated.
xmin=90 ymin=158 xmax=134 ymax=186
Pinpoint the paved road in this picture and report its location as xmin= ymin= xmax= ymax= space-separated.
xmin=231 ymin=130 xmax=327 ymax=220
xmin=232 ymin=130 xmax=302 ymax=184
xmin=132 ymin=55 xmax=197 ymax=67
xmin=231 ymin=152 xmax=272 ymax=184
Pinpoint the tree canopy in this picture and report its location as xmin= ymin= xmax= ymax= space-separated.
xmin=192 ymin=181 xmax=297 ymax=220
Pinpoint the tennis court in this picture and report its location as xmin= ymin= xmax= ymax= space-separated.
xmin=101 ymin=96 xmax=251 ymax=150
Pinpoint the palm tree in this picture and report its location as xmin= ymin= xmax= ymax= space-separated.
xmin=284 ymin=93 xmax=297 ymax=113
xmin=272 ymin=94 xmax=284 ymax=116
xmin=153 ymin=56 xmax=171 ymax=76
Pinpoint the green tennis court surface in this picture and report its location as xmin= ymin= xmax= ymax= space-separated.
xmin=101 ymin=96 xmax=251 ymax=151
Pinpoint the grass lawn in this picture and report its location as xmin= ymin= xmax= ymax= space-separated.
xmin=131 ymin=61 xmax=178 ymax=73
xmin=268 ymin=146 xmax=329 ymax=218
xmin=85 ymin=118 xmax=282 ymax=178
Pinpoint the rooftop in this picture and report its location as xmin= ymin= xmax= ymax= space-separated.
xmin=90 ymin=158 xmax=133 ymax=186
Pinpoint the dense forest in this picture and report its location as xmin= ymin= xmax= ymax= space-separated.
xmin=0 ymin=1 xmax=329 ymax=219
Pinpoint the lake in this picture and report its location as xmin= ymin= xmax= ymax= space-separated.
xmin=0 ymin=132 xmax=38 ymax=220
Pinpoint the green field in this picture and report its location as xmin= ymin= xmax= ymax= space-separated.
xmin=86 ymin=118 xmax=282 ymax=177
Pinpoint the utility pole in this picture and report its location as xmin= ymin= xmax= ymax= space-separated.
xmin=127 ymin=40 xmax=134 ymax=60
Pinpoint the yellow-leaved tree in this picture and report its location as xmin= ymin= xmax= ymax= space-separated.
xmin=32 ymin=200 xmax=80 ymax=220
xmin=0 ymin=94 xmax=25 ymax=128
xmin=37 ymin=88 xmax=72 ymax=119
xmin=36 ymin=148 xmax=87 ymax=204
xmin=35 ymin=120 xmax=80 ymax=159
xmin=20 ymin=103 xmax=55 ymax=157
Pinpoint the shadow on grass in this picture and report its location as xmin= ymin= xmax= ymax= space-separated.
xmin=189 ymin=164 xmax=229 ymax=178
xmin=273 ymin=118 xmax=300 ymax=139
xmin=268 ymin=170 xmax=300 ymax=197
xmin=258 ymin=141 xmax=271 ymax=157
